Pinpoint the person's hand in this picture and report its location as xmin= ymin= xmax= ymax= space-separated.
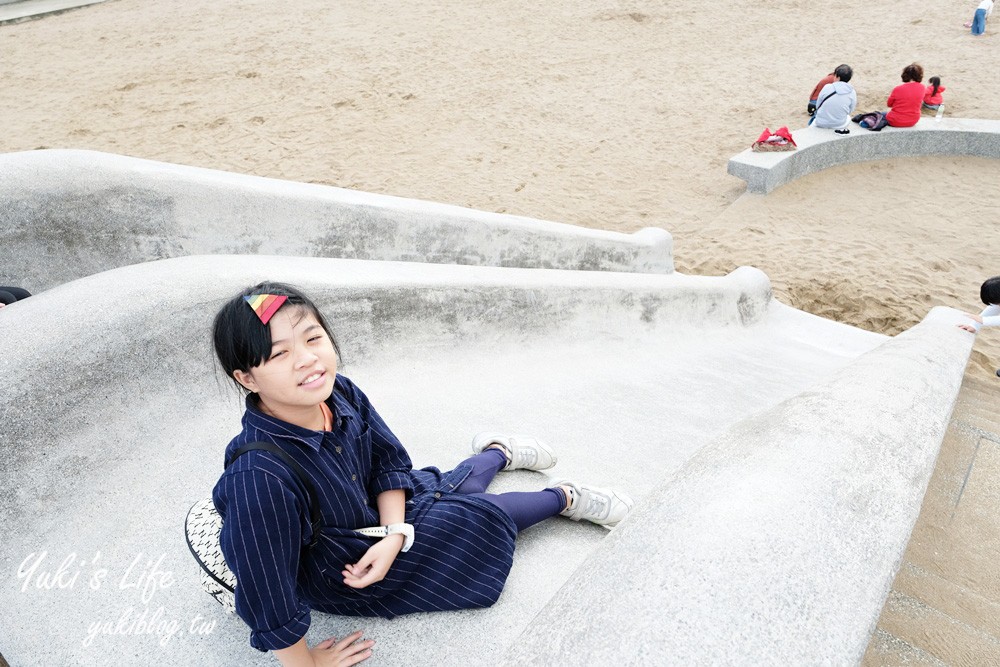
xmin=310 ymin=631 xmax=374 ymax=666
xmin=342 ymin=536 xmax=404 ymax=589
xmin=966 ymin=312 xmax=984 ymax=324
xmin=958 ymin=324 xmax=977 ymax=333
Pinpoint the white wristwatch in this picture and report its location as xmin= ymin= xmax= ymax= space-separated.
xmin=354 ymin=523 xmax=415 ymax=552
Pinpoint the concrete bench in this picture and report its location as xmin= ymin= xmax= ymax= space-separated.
xmin=728 ymin=117 xmax=1000 ymax=194
xmin=0 ymin=149 xmax=672 ymax=293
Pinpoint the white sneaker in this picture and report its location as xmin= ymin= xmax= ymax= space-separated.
xmin=553 ymin=479 xmax=633 ymax=530
xmin=470 ymin=432 xmax=557 ymax=472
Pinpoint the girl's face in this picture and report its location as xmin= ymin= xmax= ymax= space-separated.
xmin=233 ymin=306 xmax=338 ymax=421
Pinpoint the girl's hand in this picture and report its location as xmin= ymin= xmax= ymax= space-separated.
xmin=958 ymin=324 xmax=977 ymax=333
xmin=310 ymin=632 xmax=374 ymax=666
xmin=967 ymin=313 xmax=984 ymax=324
xmin=342 ymin=535 xmax=405 ymax=589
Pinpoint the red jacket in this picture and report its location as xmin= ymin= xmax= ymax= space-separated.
xmin=810 ymin=74 xmax=835 ymax=101
xmin=923 ymin=84 xmax=946 ymax=105
xmin=886 ymin=82 xmax=925 ymax=127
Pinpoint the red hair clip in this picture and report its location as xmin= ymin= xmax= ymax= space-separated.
xmin=243 ymin=294 xmax=287 ymax=324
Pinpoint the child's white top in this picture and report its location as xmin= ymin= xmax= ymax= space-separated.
xmin=974 ymin=304 xmax=1000 ymax=331
xmin=978 ymin=0 xmax=994 ymax=15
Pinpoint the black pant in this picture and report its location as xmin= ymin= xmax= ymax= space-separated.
xmin=0 ymin=286 xmax=31 ymax=305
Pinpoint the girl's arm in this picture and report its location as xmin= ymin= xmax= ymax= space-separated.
xmin=981 ymin=304 xmax=1000 ymax=328
xmin=959 ymin=305 xmax=1000 ymax=332
xmin=342 ymin=489 xmax=407 ymax=589
xmin=274 ymin=633 xmax=374 ymax=667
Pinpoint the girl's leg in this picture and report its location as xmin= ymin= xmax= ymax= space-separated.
xmin=0 ymin=286 xmax=31 ymax=301
xmin=452 ymin=448 xmax=507 ymax=494
xmin=469 ymin=488 xmax=567 ymax=533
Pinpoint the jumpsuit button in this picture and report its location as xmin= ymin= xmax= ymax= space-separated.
xmin=335 ymin=446 xmax=342 ymax=454
xmin=434 ymin=492 xmax=442 ymax=499
xmin=351 ymin=474 xmax=357 ymax=481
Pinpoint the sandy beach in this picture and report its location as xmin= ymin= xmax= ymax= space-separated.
xmin=2 ymin=0 xmax=999 ymax=661
xmin=3 ymin=0 xmax=999 ymax=371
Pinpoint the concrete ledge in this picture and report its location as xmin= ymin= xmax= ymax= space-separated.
xmin=501 ymin=307 xmax=973 ymax=665
xmin=1 ymin=255 xmax=911 ymax=666
xmin=0 ymin=149 xmax=673 ymax=293
xmin=0 ymin=0 xmax=107 ymax=25
xmin=727 ymin=117 xmax=1000 ymax=194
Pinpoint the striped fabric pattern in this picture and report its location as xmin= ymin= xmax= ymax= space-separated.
xmin=212 ymin=375 xmax=518 ymax=652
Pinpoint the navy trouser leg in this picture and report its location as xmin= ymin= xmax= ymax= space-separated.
xmin=453 ymin=449 xmax=507 ymax=494
xmin=470 ymin=489 xmax=566 ymax=532
xmin=452 ymin=448 xmax=566 ymax=531
xmin=0 ymin=286 xmax=30 ymax=303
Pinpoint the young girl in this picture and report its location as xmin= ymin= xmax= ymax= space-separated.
xmin=922 ymin=76 xmax=945 ymax=111
xmin=212 ymin=282 xmax=634 ymax=666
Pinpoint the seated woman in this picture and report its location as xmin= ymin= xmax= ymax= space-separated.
xmin=885 ymin=63 xmax=925 ymax=128
xmin=812 ymin=64 xmax=857 ymax=131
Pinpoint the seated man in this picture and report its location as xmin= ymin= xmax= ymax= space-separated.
xmin=812 ymin=64 xmax=857 ymax=132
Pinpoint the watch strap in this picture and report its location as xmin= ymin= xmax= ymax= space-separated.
xmin=355 ymin=523 xmax=414 ymax=552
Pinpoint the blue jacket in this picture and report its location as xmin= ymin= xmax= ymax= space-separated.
xmin=213 ymin=375 xmax=517 ymax=651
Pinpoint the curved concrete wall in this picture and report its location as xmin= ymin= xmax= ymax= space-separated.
xmin=0 ymin=149 xmax=673 ymax=293
xmin=502 ymin=307 xmax=973 ymax=665
xmin=1 ymin=254 xmax=916 ymax=666
xmin=728 ymin=117 xmax=1000 ymax=193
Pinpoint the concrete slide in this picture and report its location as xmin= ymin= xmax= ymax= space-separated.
xmin=0 ymin=151 xmax=974 ymax=666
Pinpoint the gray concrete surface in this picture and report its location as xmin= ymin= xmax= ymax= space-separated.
xmin=501 ymin=307 xmax=972 ymax=666
xmin=727 ymin=118 xmax=1000 ymax=194
xmin=0 ymin=149 xmax=672 ymax=293
xmin=0 ymin=0 xmax=106 ymax=24
xmin=0 ymin=252 xmax=972 ymax=665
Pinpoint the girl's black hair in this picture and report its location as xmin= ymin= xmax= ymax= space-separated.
xmin=213 ymin=282 xmax=341 ymax=392
xmin=929 ymin=76 xmax=941 ymax=98
xmin=981 ymin=276 xmax=1000 ymax=305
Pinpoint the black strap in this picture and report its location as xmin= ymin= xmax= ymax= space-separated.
xmin=184 ymin=503 xmax=239 ymax=592
xmin=813 ymin=90 xmax=836 ymax=115
xmin=230 ymin=442 xmax=322 ymax=549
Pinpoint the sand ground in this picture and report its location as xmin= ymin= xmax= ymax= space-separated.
xmin=2 ymin=0 xmax=999 ymax=662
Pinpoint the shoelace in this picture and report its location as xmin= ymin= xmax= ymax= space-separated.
xmin=511 ymin=443 xmax=537 ymax=468
xmin=581 ymin=491 xmax=609 ymax=520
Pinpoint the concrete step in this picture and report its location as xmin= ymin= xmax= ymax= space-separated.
xmin=864 ymin=374 xmax=1000 ymax=665
xmin=864 ymin=629 xmax=947 ymax=667
xmin=869 ymin=590 xmax=1000 ymax=666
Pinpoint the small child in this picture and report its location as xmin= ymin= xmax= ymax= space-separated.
xmin=958 ymin=276 xmax=1000 ymax=333
xmin=922 ymin=76 xmax=945 ymax=111
xmin=970 ymin=0 xmax=993 ymax=35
